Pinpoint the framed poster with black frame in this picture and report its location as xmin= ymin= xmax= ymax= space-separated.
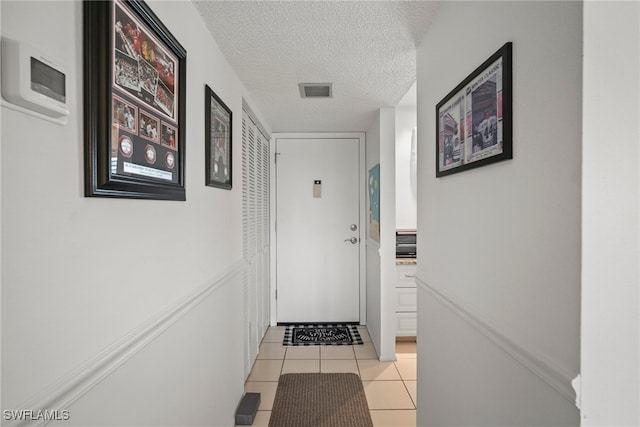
xmin=436 ymin=42 xmax=512 ymax=178
xmin=84 ymin=0 xmax=187 ymax=200
xmin=204 ymin=85 xmax=232 ymax=190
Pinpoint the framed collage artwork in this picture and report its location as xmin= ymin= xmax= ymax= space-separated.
xmin=436 ymin=42 xmax=512 ymax=177
xmin=84 ymin=0 xmax=187 ymax=200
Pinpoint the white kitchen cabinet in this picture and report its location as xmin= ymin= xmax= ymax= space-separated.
xmin=395 ymin=262 xmax=417 ymax=337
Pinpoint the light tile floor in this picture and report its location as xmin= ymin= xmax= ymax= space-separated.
xmin=239 ymin=326 xmax=417 ymax=427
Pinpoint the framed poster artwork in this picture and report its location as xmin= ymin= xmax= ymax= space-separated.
xmin=84 ymin=0 xmax=186 ymax=200
xmin=436 ymin=42 xmax=512 ymax=177
xmin=368 ymin=164 xmax=380 ymax=243
xmin=204 ymin=85 xmax=232 ymax=190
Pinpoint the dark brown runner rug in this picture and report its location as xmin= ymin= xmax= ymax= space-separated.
xmin=269 ymin=373 xmax=373 ymax=427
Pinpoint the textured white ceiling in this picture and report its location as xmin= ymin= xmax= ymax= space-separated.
xmin=193 ymin=1 xmax=439 ymax=132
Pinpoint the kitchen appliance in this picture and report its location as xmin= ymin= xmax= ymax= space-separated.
xmin=396 ymin=229 xmax=416 ymax=258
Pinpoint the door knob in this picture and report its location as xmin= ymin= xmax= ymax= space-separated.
xmin=350 ymin=224 xmax=358 ymax=231
xmin=344 ymin=237 xmax=358 ymax=244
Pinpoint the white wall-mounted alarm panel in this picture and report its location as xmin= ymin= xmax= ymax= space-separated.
xmin=1 ymin=36 xmax=69 ymax=120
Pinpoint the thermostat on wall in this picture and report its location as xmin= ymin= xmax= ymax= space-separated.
xmin=1 ymin=36 xmax=69 ymax=122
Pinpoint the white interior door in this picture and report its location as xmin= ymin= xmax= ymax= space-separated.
xmin=276 ymin=137 xmax=360 ymax=323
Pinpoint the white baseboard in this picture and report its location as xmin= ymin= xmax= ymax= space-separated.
xmin=417 ymin=277 xmax=578 ymax=406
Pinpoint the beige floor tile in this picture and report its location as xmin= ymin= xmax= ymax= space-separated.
xmin=320 ymin=345 xmax=356 ymax=359
xmin=362 ymin=381 xmax=415 ymax=410
xmin=236 ymin=410 xmax=270 ymax=427
xmin=395 ymin=359 xmax=417 ymax=380
xmin=285 ymin=345 xmax=320 ymax=360
xmin=370 ymin=409 xmax=416 ymax=427
xmin=320 ymin=359 xmax=360 ymax=375
xmin=357 ymin=326 xmax=372 ymax=342
xmin=395 ymin=341 xmax=417 ymax=359
xmin=261 ymin=327 xmax=286 ymax=343
xmin=358 ymin=359 xmax=401 ymax=381
xmin=243 ymin=381 xmax=278 ymax=410
xmin=404 ymin=380 xmax=417 ymax=407
xmin=281 ymin=359 xmax=320 ymax=374
xmin=247 ymin=359 xmax=283 ymax=382
xmin=354 ymin=342 xmax=378 ymax=359
xmin=257 ymin=342 xmax=286 ymax=360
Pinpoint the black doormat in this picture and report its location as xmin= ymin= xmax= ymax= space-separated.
xmin=283 ymin=324 xmax=363 ymax=346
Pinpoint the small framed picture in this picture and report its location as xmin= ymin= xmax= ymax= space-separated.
xmin=436 ymin=42 xmax=512 ymax=177
xmin=205 ymin=85 xmax=232 ymax=190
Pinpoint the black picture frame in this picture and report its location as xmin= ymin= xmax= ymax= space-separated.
xmin=436 ymin=42 xmax=512 ymax=177
xmin=204 ymin=85 xmax=232 ymax=190
xmin=84 ymin=0 xmax=187 ymax=200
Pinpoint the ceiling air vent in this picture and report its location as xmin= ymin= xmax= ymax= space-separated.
xmin=299 ymin=83 xmax=333 ymax=98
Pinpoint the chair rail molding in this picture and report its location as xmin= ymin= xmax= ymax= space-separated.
xmin=6 ymin=260 xmax=246 ymax=427
xmin=416 ymin=276 xmax=579 ymax=406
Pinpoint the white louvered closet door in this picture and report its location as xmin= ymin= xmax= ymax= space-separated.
xmin=242 ymin=109 xmax=270 ymax=379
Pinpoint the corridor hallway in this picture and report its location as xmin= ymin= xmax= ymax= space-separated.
xmin=238 ymin=326 xmax=417 ymax=427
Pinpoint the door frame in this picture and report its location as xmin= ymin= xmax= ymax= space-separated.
xmin=269 ymin=132 xmax=367 ymax=326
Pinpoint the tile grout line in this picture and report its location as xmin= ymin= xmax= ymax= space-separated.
xmin=401 ymin=377 xmax=417 ymax=409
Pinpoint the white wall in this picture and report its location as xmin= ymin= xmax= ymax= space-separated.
xmin=365 ymin=108 xmax=396 ymax=361
xmin=365 ymin=111 xmax=382 ymax=356
xmin=395 ymin=106 xmax=417 ymax=230
xmin=378 ymin=107 xmax=397 ymax=361
xmin=416 ymin=1 xmax=582 ymax=425
xmin=581 ymin=2 xmax=640 ymax=425
xmin=0 ymin=0 xmax=3 ymax=414
xmin=1 ymin=1 xmax=269 ymax=425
